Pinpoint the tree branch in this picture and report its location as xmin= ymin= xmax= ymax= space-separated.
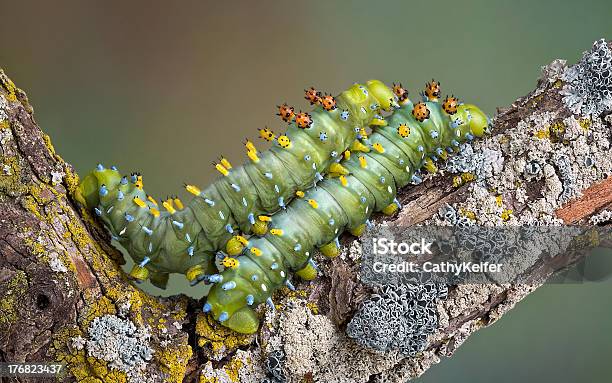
xmin=0 ymin=40 xmax=610 ymax=383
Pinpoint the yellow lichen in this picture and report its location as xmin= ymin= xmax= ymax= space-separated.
xmin=501 ymin=209 xmax=513 ymax=221
xmin=452 ymin=175 xmax=462 ymax=188
xmin=0 ymin=70 xmax=18 ymax=102
xmin=459 ymin=208 xmax=476 ymax=221
xmin=81 ymin=295 xmax=117 ymax=328
xmin=224 ymin=356 xmax=244 ymax=382
xmin=50 ymin=326 xmax=128 ymax=383
xmin=549 ymin=121 xmax=565 ymax=136
xmin=495 ymin=195 xmax=503 ymax=207
xmin=306 ymin=302 xmax=319 ymax=315
xmin=156 ymin=343 xmax=192 ymax=383
xmin=0 ymin=156 xmax=26 ymax=194
xmin=578 ymin=118 xmax=591 ymax=130
xmin=0 ymin=270 xmax=28 ymax=325
xmin=195 ymin=313 xmax=253 ymax=359
xmin=534 ymin=127 xmax=550 ymax=139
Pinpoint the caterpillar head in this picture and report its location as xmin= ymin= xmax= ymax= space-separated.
xmin=75 ymin=166 xmax=122 ymax=209
xmin=205 ymin=271 xmax=261 ymax=334
xmin=458 ymin=104 xmax=489 ymax=137
xmin=365 ymin=80 xmax=397 ymax=111
xmin=342 ymin=80 xmax=397 ymax=112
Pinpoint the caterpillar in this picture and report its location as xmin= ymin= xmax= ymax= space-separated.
xmin=203 ymin=81 xmax=489 ymax=334
xmin=75 ymin=80 xmax=397 ymax=288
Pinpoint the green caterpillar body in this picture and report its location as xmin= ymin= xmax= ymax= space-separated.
xmin=204 ymin=93 xmax=489 ymax=333
xmin=76 ymin=80 xmax=397 ymax=287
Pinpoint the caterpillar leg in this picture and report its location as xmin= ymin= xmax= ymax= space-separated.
xmin=149 ymin=271 xmax=170 ymax=289
xmin=349 ymin=223 xmax=366 ymax=237
xmin=186 ymin=263 xmax=214 ymax=285
xmin=225 ymin=307 xmax=260 ymax=334
xmin=319 ymin=238 xmax=340 ymax=258
xmin=295 ymin=261 xmax=318 ymax=281
xmin=129 ymin=264 xmax=149 ymax=281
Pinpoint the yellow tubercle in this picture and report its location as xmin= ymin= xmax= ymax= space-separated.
xmin=343 ymin=150 xmax=351 ymax=160
xmin=250 ymin=247 xmax=262 ymax=256
xmin=277 ymin=135 xmax=291 ymax=149
xmin=359 ymin=127 xmax=368 ymax=139
xmin=163 ymin=200 xmax=176 ymax=214
xmin=372 ymin=143 xmax=385 ymax=153
xmin=259 ymin=128 xmax=276 ymax=142
xmin=439 ymin=150 xmax=448 ymax=160
xmin=245 ymin=140 xmax=256 ymax=152
xmin=147 ymin=195 xmax=158 ymax=206
xmin=186 ymin=184 xmax=201 ymax=196
xmin=270 ymin=228 xmax=284 ymax=236
xmin=370 ymin=117 xmax=387 ymax=126
xmin=295 ymin=190 xmax=305 ymax=198
xmin=222 ymin=257 xmax=240 ymax=269
xmin=339 ymin=175 xmax=348 ymax=187
xmin=350 ymin=140 xmax=370 ymax=153
xmin=173 ymin=198 xmax=184 ymax=210
xmin=329 ymin=163 xmax=349 ymax=175
xmin=247 ymin=150 xmax=259 ymax=163
xmin=133 ymin=197 xmax=147 ymax=208
xmin=150 ymin=208 xmax=160 ymax=217
xmin=258 ymin=215 xmax=271 ymax=222
xmin=135 ymin=176 xmax=143 ymax=190
xmin=235 ymin=235 xmax=248 ymax=245
xmin=397 ymin=124 xmax=410 ymax=138
xmin=307 ymin=199 xmax=318 ymax=209
xmin=359 ymin=156 xmax=367 ymax=169
xmin=215 ymin=163 xmax=230 ymax=176
xmin=220 ymin=157 xmax=232 ymax=169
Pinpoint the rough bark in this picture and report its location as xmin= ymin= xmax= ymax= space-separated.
xmin=0 ymin=42 xmax=610 ymax=383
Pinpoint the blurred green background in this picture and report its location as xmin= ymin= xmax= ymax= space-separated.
xmin=1 ymin=0 xmax=610 ymax=381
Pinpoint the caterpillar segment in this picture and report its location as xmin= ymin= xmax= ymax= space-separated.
xmin=204 ymin=83 xmax=489 ymax=334
xmin=76 ymin=80 xmax=397 ymax=285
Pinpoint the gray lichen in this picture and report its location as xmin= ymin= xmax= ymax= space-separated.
xmin=346 ymin=283 xmax=447 ymax=357
xmin=85 ymin=314 xmax=153 ymax=382
xmin=589 ymin=210 xmax=612 ymax=225
xmin=261 ymin=350 xmax=286 ymax=383
xmin=445 ymin=143 xmax=504 ymax=187
xmin=560 ymin=39 xmax=612 ymax=117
